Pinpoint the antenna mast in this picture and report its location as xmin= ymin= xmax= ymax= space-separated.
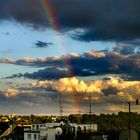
xmin=59 ymin=92 xmax=63 ymax=117
xmin=89 ymin=92 xmax=92 ymax=131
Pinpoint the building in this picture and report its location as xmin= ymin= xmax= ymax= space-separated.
xmin=0 ymin=121 xmax=99 ymax=140
xmin=0 ymin=125 xmax=24 ymax=140
xmin=24 ymin=122 xmax=63 ymax=140
xmin=24 ymin=123 xmax=48 ymax=140
xmin=0 ymin=122 xmax=9 ymax=136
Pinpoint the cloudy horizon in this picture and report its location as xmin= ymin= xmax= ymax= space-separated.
xmin=0 ymin=0 xmax=140 ymax=115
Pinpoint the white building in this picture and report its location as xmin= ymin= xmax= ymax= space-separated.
xmin=24 ymin=122 xmax=98 ymax=140
xmin=24 ymin=123 xmax=60 ymax=140
xmin=24 ymin=130 xmax=40 ymax=140
xmin=24 ymin=123 xmax=48 ymax=140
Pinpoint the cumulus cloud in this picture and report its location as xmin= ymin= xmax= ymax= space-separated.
xmin=4 ymin=88 xmax=37 ymax=97
xmin=0 ymin=0 xmax=140 ymax=41
xmin=0 ymin=56 xmax=64 ymax=67
xmin=53 ymin=77 xmax=101 ymax=94
xmin=30 ymin=77 xmax=140 ymax=104
xmin=5 ymin=88 xmax=20 ymax=97
xmin=1 ymin=77 xmax=140 ymax=113
xmin=67 ymin=53 xmax=80 ymax=58
xmin=0 ymin=58 xmax=15 ymax=63
xmin=84 ymin=51 xmax=106 ymax=58
xmin=1 ymin=48 xmax=140 ymax=80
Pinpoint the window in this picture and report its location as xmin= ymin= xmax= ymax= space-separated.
xmin=36 ymin=125 xmax=39 ymax=130
xmin=32 ymin=125 xmax=35 ymax=130
xmin=34 ymin=134 xmax=37 ymax=139
xmin=27 ymin=133 xmax=31 ymax=140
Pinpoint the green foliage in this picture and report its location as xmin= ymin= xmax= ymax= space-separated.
xmin=2 ymin=111 xmax=140 ymax=134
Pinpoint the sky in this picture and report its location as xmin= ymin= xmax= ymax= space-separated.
xmin=0 ymin=0 xmax=140 ymax=115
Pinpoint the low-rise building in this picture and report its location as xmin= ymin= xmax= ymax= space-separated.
xmin=0 ymin=125 xmax=24 ymax=140
xmin=24 ymin=123 xmax=61 ymax=140
xmin=0 ymin=122 xmax=9 ymax=136
xmin=24 ymin=123 xmax=48 ymax=140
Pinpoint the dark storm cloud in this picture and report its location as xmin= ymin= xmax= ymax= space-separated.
xmin=2 ymin=48 xmax=140 ymax=80
xmin=113 ymin=40 xmax=140 ymax=54
xmin=34 ymin=41 xmax=53 ymax=48
xmin=5 ymin=67 xmax=69 ymax=80
xmin=0 ymin=0 xmax=140 ymax=41
xmin=0 ymin=0 xmax=48 ymax=27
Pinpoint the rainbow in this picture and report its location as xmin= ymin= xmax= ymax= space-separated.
xmin=40 ymin=0 xmax=82 ymax=114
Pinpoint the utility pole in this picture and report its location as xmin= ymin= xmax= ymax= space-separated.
xmin=128 ymin=101 xmax=131 ymax=140
xmin=127 ymin=99 xmax=139 ymax=140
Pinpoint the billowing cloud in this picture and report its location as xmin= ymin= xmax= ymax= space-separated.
xmin=1 ymin=77 xmax=140 ymax=113
xmin=2 ymin=77 xmax=140 ymax=106
xmin=113 ymin=39 xmax=140 ymax=54
xmin=4 ymin=88 xmax=36 ymax=97
xmin=0 ymin=58 xmax=15 ymax=63
xmin=5 ymin=88 xmax=20 ymax=97
xmin=53 ymin=77 xmax=101 ymax=94
xmin=84 ymin=51 xmax=106 ymax=58
xmin=0 ymin=0 xmax=140 ymax=41
xmin=1 ymin=48 xmax=140 ymax=80
xmin=0 ymin=56 xmax=63 ymax=67
xmin=31 ymin=77 xmax=140 ymax=104
xmin=57 ymin=77 xmax=140 ymax=102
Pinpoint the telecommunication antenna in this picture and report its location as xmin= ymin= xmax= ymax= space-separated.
xmin=89 ymin=91 xmax=92 ymax=131
xmin=59 ymin=92 xmax=63 ymax=117
xmin=122 ymin=101 xmax=125 ymax=112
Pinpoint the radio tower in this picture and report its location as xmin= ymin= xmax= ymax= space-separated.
xmin=59 ymin=92 xmax=63 ymax=117
xmin=89 ymin=92 xmax=92 ymax=131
